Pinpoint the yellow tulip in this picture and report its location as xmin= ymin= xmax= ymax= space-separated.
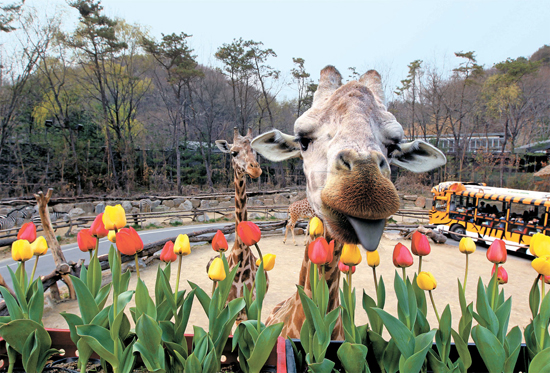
xmin=12 ymin=239 xmax=32 ymax=262
xmin=340 ymin=243 xmax=362 ymax=266
xmin=102 ymin=205 xmax=127 ymax=231
xmin=367 ymin=250 xmax=380 ymax=268
xmin=530 ymin=233 xmax=550 ymax=257
xmin=417 ymin=271 xmax=437 ymax=291
xmin=174 ymin=234 xmax=191 ymax=256
xmin=30 ymin=236 xmax=48 ymax=256
xmin=532 ymin=255 xmax=550 ymax=277
xmin=208 ymin=257 xmax=226 ymax=281
xmin=309 ymin=216 xmax=323 ymax=237
xmin=459 ymin=237 xmax=476 ymax=254
xmin=108 ymin=230 xmax=117 ymax=243
xmin=256 ymin=253 xmax=276 ymax=271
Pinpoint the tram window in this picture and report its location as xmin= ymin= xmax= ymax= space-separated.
xmin=509 ymin=203 xmax=539 ymax=223
xmin=435 ymin=199 xmax=447 ymax=212
xmin=477 ymin=199 xmax=504 ymax=217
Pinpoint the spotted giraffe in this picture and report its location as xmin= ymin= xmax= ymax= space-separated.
xmin=253 ymin=65 xmax=446 ymax=338
xmin=284 ymin=198 xmax=316 ymax=246
xmin=215 ymin=127 xmax=264 ymax=321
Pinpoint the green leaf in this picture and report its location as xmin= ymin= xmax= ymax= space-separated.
xmin=185 ymin=353 xmax=203 ymax=373
xmin=495 ymin=297 xmax=512 ymax=343
xmin=8 ymin=265 xmax=28 ymax=315
xmin=373 ymin=308 xmax=414 ymax=358
xmin=21 ymin=330 xmax=41 ymax=373
xmin=451 ymin=329 xmax=471 ymax=370
xmin=337 ymin=342 xmax=368 ymax=373
xmin=28 ymin=279 xmax=44 ymax=324
xmin=247 ymin=323 xmax=284 ymax=373
xmin=382 ymin=339 xmax=401 ymax=373
xmin=188 ymin=281 xmax=211 ymax=315
xmin=307 ymin=358 xmax=335 ymax=373
xmin=471 ymin=325 xmax=505 ymax=373
xmin=529 ymin=346 xmax=550 ymax=372
xmin=363 ymin=291 xmax=383 ymax=335
xmin=377 ymin=276 xmax=386 ymax=308
xmin=70 ymin=275 xmax=99 ymax=324
xmin=95 ymin=284 xmax=112 ymax=310
xmin=77 ymin=324 xmax=117 ymax=368
xmin=0 ymin=319 xmax=51 ymax=354
xmin=503 ymin=326 xmax=522 ymax=373
xmin=399 ymin=330 xmax=436 ymax=373
xmin=529 ymin=276 xmax=541 ymax=319
xmin=135 ymin=279 xmax=157 ymax=320
xmin=0 ymin=287 xmax=24 ymax=320
xmin=475 ymin=278 xmax=499 ymax=335
xmin=133 ymin=314 xmax=165 ymax=372
xmin=394 ymin=272 xmax=410 ymax=327
xmin=60 ymin=312 xmax=83 ymax=346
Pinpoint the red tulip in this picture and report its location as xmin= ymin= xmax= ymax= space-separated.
xmin=237 ymin=221 xmax=261 ymax=246
xmin=17 ymin=222 xmax=37 ymax=243
xmin=487 ymin=239 xmax=507 ymax=264
xmin=491 ymin=264 xmax=508 ymax=284
xmin=411 ymin=231 xmax=431 ymax=256
xmin=338 ymin=260 xmax=356 ymax=274
xmin=116 ymin=227 xmax=144 ymax=256
xmin=308 ymin=237 xmax=335 ymax=266
xmin=77 ymin=228 xmax=97 ymax=252
xmin=393 ymin=243 xmax=414 ymax=268
xmin=544 ymin=275 xmax=550 ymax=285
xmin=90 ymin=213 xmax=109 ymax=238
xmin=212 ymin=230 xmax=228 ymax=252
xmin=160 ymin=240 xmax=177 ymax=263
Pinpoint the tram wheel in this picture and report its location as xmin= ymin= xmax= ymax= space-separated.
xmin=449 ymin=224 xmax=466 ymax=242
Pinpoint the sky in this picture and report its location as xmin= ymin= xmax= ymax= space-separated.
xmin=25 ymin=0 xmax=550 ymax=100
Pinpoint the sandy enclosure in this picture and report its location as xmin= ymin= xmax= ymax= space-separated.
xmin=42 ymin=231 xmax=536 ymax=339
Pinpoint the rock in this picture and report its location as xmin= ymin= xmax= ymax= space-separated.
xmin=217 ymin=196 xmax=231 ymax=202
xmin=200 ymin=200 xmax=210 ymax=209
xmin=403 ymin=194 xmax=418 ymax=201
xmin=68 ymin=208 xmax=85 ymax=217
xmin=123 ymin=258 xmax=146 ymax=272
xmin=170 ymin=218 xmax=183 ymax=225
xmin=121 ymin=201 xmax=133 ymax=213
xmin=190 ymin=199 xmax=201 ymax=208
xmin=147 ymin=219 xmax=162 ymax=227
xmin=151 ymin=200 xmax=161 ymax=208
xmin=248 ymin=212 xmax=261 ymax=220
xmin=209 ymin=200 xmax=219 ymax=207
xmin=415 ymin=196 xmax=427 ymax=209
xmin=173 ymin=198 xmax=185 ymax=206
xmin=74 ymin=202 xmax=94 ymax=214
xmin=153 ymin=205 xmax=168 ymax=212
xmin=131 ymin=207 xmax=139 ymax=214
xmin=263 ymin=198 xmax=274 ymax=206
xmin=95 ymin=203 xmax=105 ymax=214
xmin=163 ymin=200 xmax=175 ymax=208
xmin=274 ymin=212 xmax=289 ymax=219
xmin=131 ymin=201 xmax=140 ymax=207
xmin=180 ymin=201 xmax=194 ymax=211
xmin=218 ymin=201 xmax=231 ymax=208
xmin=223 ymin=212 xmax=235 ymax=220
xmin=0 ymin=208 xmax=10 ymax=215
xmin=53 ymin=204 xmax=74 ymax=213
xmin=197 ymin=213 xmax=211 ymax=222
xmin=274 ymin=194 xmax=290 ymax=205
xmin=230 ymin=198 xmax=235 ymax=204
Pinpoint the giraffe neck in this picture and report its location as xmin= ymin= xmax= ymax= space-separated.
xmin=232 ymin=168 xmax=248 ymax=258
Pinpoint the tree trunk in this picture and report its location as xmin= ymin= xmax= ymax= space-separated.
xmin=34 ymin=189 xmax=75 ymax=300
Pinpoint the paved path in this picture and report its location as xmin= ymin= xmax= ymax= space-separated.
xmin=0 ymin=223 xmax=229 ymax=290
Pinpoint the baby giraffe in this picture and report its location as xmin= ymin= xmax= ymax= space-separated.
xmin=283 ymin=198 xmax=316 ymax=246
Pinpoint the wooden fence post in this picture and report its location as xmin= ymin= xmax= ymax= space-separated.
xmin=34 ymin=189 xmax=76 ymax=300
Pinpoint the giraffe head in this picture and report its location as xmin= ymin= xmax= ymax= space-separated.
xmin=252 ymin=66 xmax=446 ymax=251
xmin=216 ymin=127 xmax=262 ymax=179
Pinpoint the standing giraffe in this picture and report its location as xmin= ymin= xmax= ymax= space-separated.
xmin=215 ymin=127 xmax=264 ymax=316
xmin=252 ymin=66 xmax=446 ymax=338
xmin=284 ymin=198 xmax=316 ymax=246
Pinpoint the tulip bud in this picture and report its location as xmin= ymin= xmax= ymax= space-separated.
xmin=102 ymin=205 xmax=127 ymax=231
xmin=459 ymin=237 xmax=476 ymax=254
xmin=544 ymin=275 xmax=550 ymax=285
xmin=338 ymin=260 xmax=356 ymax=274
xmin=78 ymin=229 xmax=97 ymax=252
xmin=256 ymin=253 xmax=276 ymax=271
xmin=30 ymin=236 xmax=48 ymax=257
xmin=237 ymin=221 xmax=261 ymax=246
xmin=411 ymin=231 xmax=431 ymax=256
xmin=340 ymin=243 xmax=362 ymax=266
xmin=393 ymin=243 xmax=413 ymax=268
xmin=116 ymin=227 xmax=143 ymax=256
xmin=366 ymin=250 xmax=380 ymax=268
xmin=90 ymin=213 xmax=109 ymax=238
xmin=491 ymin=264 xmax=508 ymax=284
xmin=309 ymin=217 xmax=323 ymax=237
xmin=532 ymin=255 xmax=550 ymax=277
xmin=530 ymin=233 xmax=550 ymax=257
xmin=208 ymin=257 xmax=226 ymax=281
xmin=212 ymin=230 xmax=228 ymax=252
xmin=174 ymin=234 xmax=191 ymax=256
xmin=108 ymin=230 xmax=116 ymax=243
xmin=160 ymin=241 xmax=177 ymax=263
xmin=308 ymin=237 xmax=335 ymax=266
xmin=12 ymin=239 xmax=32 ymax=262
xmin=417 ymin=271 xmax=437 ymax=291
xmin=487 ymin=239 xmax=507 ymax=264
xmin=17 ymin=222 xmax=37 ymax=243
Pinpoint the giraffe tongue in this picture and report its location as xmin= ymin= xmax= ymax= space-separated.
xmin=345 ymin=216 xmax=385 ymax=252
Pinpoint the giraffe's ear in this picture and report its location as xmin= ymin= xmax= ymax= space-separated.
xmin=391 ymin=140 xmax=446 ymax=172
xmin=215 ymin=140 xmax=232 ymax=153
xmin=251 ymin=130 xmax=301 ymax=161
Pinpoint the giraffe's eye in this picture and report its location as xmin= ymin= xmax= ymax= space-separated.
xmin=231 ymin=151 xmax=238 ymax=157
xmin=386 ymin=143 xmax=401 ymax=158
xmin=298 ymin=137 xmax=311 ymax=151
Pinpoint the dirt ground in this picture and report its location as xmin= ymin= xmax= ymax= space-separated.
xmin=42 ymin=230 xmax=537 ymax=339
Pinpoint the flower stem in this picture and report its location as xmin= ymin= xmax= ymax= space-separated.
xmin=134 ymin=254 xmax=140 ymax=279
xmin=542 ymin=276 xmax=546 ymax=300
xmin=312 ymin=263 xmax=318 ymax=299
xmin=30 ymin=256 xmax=39 ymax=284
xmin=175 ymin=255 xmax=182 ymax=304
xmin=321 ymin=265 xmax=326 ymax=312
xmin=212 ymin=281 xmax=216 ymax=296
xmin=491 ymin=264 xmax=499 ymax=310
xmin=89 ymin=250 xmax=93 ymax=262
xmin=463 ymin=254 xmax=469 ymax=292
xmin=402 ymin=267 xmax=406 ymax=281
xmin=347 ymin=271 xmax=355 ymax=341
xmin=429 ymin=290 xmax=440 ymax=323
xmin=418 ymin=256 xmax=423 ymax=274
xmin=373 ymin=267 xmax=379 ymax=298
xmin=254 ymin=243 xmax=263 ymax=262
xmin=20 ymin=262 xmax=25 ymax=291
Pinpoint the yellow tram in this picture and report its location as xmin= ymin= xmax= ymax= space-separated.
xmin=429 ymin=181 xmax=550 ymax=255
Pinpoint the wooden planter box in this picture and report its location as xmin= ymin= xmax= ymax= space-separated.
xmin=0 ymin=329 xmax=289 ymax=372
xmin=284 ymin=339 xmax=530 ymax=373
